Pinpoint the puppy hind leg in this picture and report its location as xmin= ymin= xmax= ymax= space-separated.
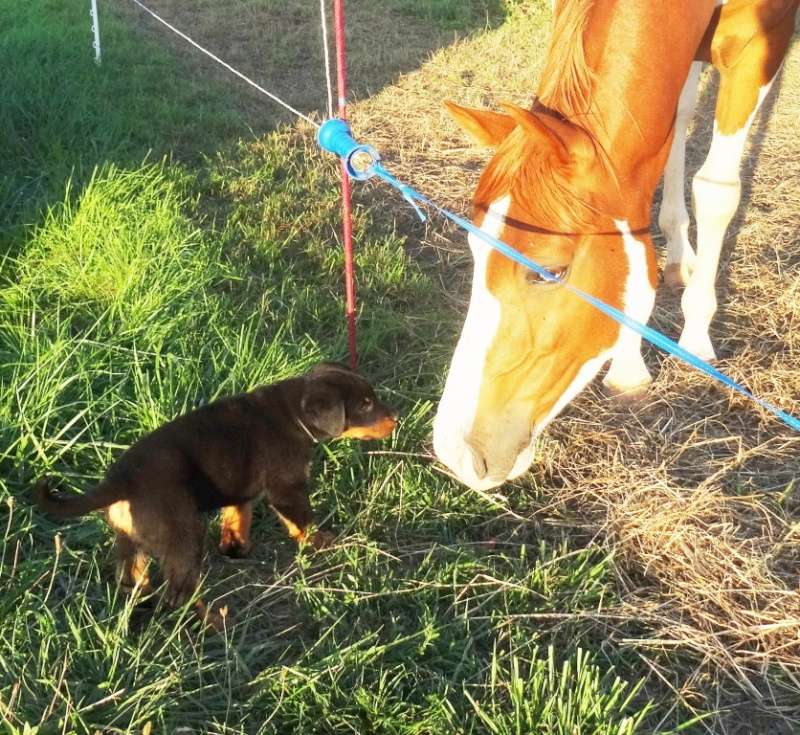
xmin=162 ymin=542 xmax=229 ymax=631
xmin=161 ymin=535 xmax=203 ymax=609
xmin=157 ymin=518 xmax=226 ymax=630
xmin=114 ymin=533 xmax=151 ymax=594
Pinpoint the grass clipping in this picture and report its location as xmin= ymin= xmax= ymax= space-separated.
xmin=352 ymin=2 xmax=800 ymax=713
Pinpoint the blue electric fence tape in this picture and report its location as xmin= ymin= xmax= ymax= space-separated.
xmin=316 ymin=118 xmax=800 ymax=433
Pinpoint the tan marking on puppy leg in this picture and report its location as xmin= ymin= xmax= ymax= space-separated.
xmin=117 ymin=551 xmax=151 ymax=592
xmin=107 ymin=500 xmax=135 ymax=536
xmin=219 ymin=503 xmax=253 ymax=556
xmin=115 ymin=534 xmax=151 ymax=594
xmin=272 ymin=509 xmax=334 ymax=550
xmin=272 ymin=507 xmax=308 ymax=543
xmin=129 ymin=551 xmax=150 ymax=590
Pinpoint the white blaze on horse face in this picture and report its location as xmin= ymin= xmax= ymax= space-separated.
xmin=508 ymin=220 xmax=655 ymax=481
xmin=433 ymin=197 xmax=508 ymax=490
xmin=506 ymin=347 xmax=613 ymax=480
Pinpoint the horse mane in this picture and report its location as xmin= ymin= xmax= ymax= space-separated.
xmin=472 ymin=0 xmax=603 ymax=228
xmin=537 ymin=0 xmax=596 ymax=119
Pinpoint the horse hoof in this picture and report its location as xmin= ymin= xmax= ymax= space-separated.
xmin=603 ymin=380 xmax=651 ymax=403
xmin=663 ymin=262 xmax=692 ymax=290
xmin=677 ymin=334 xmax=717 ymax=363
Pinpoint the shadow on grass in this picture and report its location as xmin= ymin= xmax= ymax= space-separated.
xmin=0 ymin=0 xmax=513 ymax=250
xmin=0 ymin=3 xmax=239 ymax=249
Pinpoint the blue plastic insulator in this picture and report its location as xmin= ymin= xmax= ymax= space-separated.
xmin=317 ymin=118 xmax=380 ymax=180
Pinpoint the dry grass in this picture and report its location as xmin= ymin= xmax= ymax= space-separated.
xmin=115 ymin=0 xmax=482 ymax=128
xmin=120 ymin=1 xmax=800 ymax=730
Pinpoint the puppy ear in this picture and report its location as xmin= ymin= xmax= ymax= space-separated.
xmin=301 ymin=383 xmax=345 ymax=438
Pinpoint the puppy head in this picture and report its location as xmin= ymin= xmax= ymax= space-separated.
xmin=300 ymin=362 xmax=398 ymax=441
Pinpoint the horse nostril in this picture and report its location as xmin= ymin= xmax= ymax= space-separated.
xmin=470 ymin=448 xmax=488 ymax=480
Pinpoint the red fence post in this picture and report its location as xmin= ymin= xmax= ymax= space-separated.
xmin=332 ymin=0 xmax=358 ymax=369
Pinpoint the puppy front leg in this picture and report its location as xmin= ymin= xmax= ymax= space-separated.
xmin=219 ymin=502 xmax=253 ymax=558
xmin=268 ymin=483 xmax=333 ymax=549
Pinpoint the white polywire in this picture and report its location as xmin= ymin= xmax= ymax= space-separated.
xmin=130 ymin=0 xmax=319 ymax=128
xmin=319 ymin=0 xmax=335 ymax=118
xmin=90 ymin=0 xmax=101 ymax=64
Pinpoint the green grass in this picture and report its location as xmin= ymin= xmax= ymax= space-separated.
xmin=0 ymin=1 xmax=693 ymax=733
xmin=0 ymin=0 xmax=244 ymax=251
xmin=390 ymin=0 xmax=511 ymax=29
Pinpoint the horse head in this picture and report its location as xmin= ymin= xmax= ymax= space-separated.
xmin=433 ymin=101 xmax=657 ymax=490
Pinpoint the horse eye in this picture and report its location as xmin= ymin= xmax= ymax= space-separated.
xmin=525 ymin=265 xmax=568 ymax=285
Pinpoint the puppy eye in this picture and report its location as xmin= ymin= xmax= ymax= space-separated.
xmin=361 ymin=397 xmax=374 ymax=411
xmin=525 ymin=264 xmax=568 ymax=285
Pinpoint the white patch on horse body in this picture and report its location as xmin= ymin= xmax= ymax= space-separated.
xmin=432 ymin=196 xmax=509 ymax=489
xmin=602 ymin=220 xmax=656 ymax=394
xmin=680 ymin=79 xmax=774 ymax=360
xmin=659 ymin=61 xmax=702 ymax=286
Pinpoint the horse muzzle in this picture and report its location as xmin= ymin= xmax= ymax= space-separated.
xmin=432 ymin=417 xmax=533 ymax=491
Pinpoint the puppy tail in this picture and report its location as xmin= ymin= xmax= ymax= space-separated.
xmin=34 ymin=476 xmax=121 ymax=519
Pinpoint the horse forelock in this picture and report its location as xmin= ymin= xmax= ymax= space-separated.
xmin=473 ymin=132 xmax=601 ymax=231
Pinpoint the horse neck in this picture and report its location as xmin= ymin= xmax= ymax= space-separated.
xmin=552 ymin=0 xmax=716 ymax=217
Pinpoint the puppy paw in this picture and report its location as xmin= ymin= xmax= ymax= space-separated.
xmin=196 ymin=601 xmax=229 ymax=633
xmin=306 ymin=530 xmax=336 ymax=550
xmin=218 ymin=539 xmax=252 ymax=558
xmin=119 ymin=579 xmax=152 ymax=597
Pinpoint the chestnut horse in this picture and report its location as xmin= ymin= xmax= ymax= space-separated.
xmin=433 ymin=0 xmax=798 ymax=490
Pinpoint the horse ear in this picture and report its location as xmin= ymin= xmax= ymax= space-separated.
xmin=498 ymin=102 xmax=572 ymax=164
xmin=444 ymin=101 xmax=518 ymax=147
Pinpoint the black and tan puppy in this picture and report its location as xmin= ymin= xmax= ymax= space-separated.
xmin=36 ymin=362 xmax=397 ymax=619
